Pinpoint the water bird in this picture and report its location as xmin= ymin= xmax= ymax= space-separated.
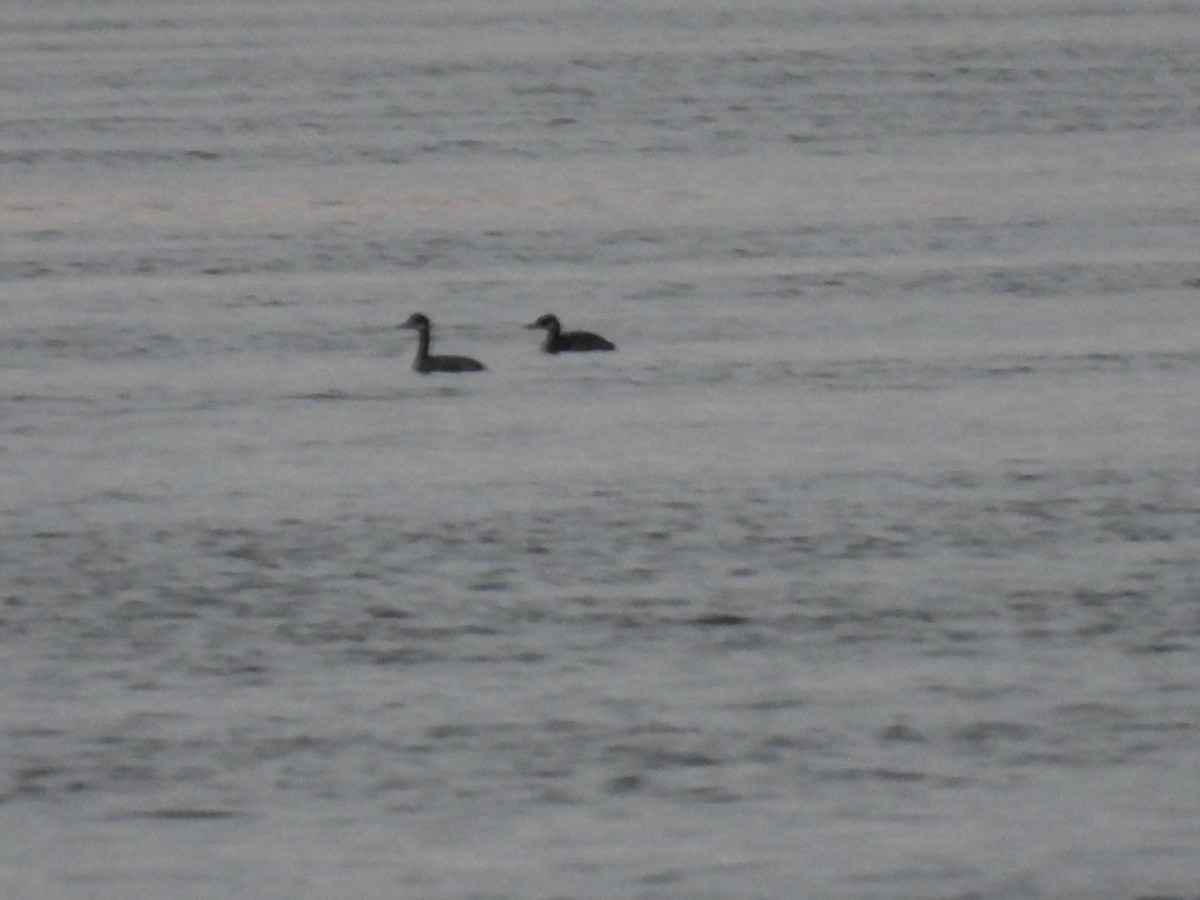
xmin=525 ymin=313 xmax=616 ymax=353
xmin=399 ymin=313 xmax=486 ymax=373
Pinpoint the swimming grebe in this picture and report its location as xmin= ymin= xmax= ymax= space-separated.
xmin=399 ymin=313 xmax=486 ymax=373
xmin=525 ymin=314 xmax=616 ymax=353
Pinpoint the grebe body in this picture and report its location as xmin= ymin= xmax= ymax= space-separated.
xmin=525 ymin=314 xmax=615 ymax=353
xmin=400 ymin=313 xmax=486 ymax=373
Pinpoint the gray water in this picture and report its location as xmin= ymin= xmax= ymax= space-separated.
xmin=3 ymin=1 xmax=1200 ymax=897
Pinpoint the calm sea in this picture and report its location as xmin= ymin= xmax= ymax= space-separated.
xmin=3 ymin=1 xmax=1200 ymax=897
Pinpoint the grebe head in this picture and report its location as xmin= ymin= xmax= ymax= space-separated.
xmin=526 ymin=314 xmax=561 ymax=331
xmin=401 ymin=312 xmax=431 ymax=331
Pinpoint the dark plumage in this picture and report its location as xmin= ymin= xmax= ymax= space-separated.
xmin=399 ymin=313 xmax=486 ymax=374
xmin=525 ymin=314 xmax=616 ymax=354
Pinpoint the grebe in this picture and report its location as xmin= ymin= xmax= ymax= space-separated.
xmin=525 ymin=313 xmax=616 ymax=353
xmin=399 ymin=313 xmax=486 ymax=373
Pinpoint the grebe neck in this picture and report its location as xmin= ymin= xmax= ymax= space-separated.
xmin=414 ymin=325 xmax=431 ymax=361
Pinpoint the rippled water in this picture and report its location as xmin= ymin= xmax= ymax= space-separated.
xmin=3 ymin=1 xmax=1200 ymax=897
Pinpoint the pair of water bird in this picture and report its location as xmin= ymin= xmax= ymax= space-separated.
xmin=399 ymin=312 xmax=615 ymax=373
